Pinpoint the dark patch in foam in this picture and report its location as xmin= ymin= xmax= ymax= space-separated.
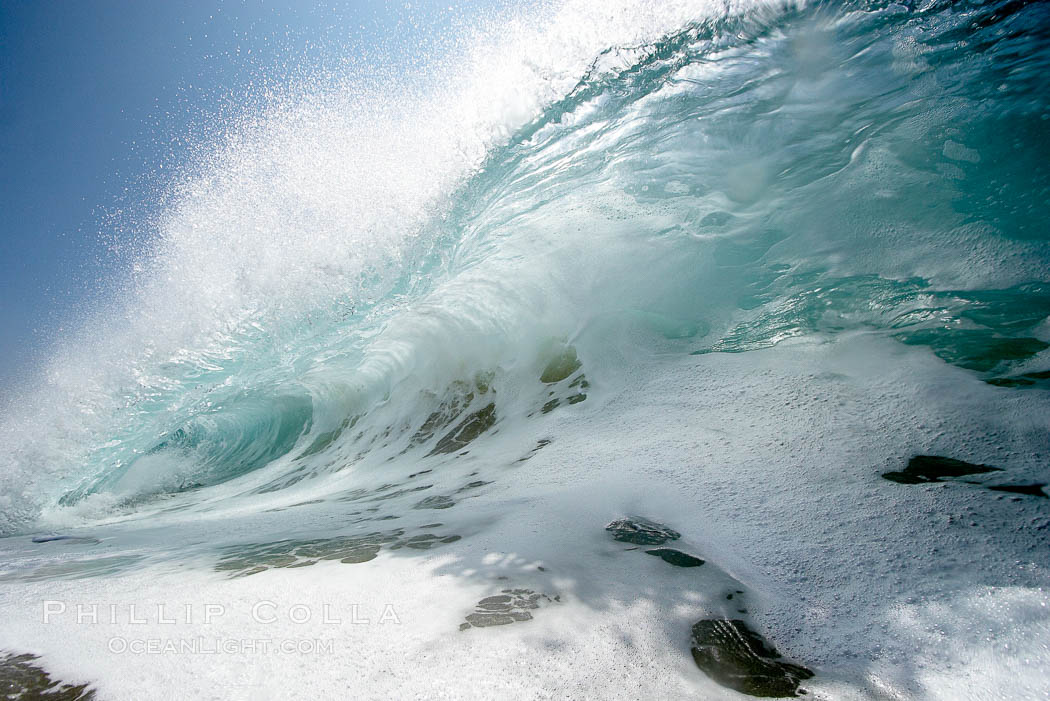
xmin=987 ymin=483 xmax=1047 ymax=498
xmin=881 ymin=455 xmax=1002 ymax=484
xmin=30 ymin=535 xmax=100 ymax=545
xmin=600 ymin=515 xmax=808 ymax=694
xmin=413 ymin=373 xmax=496 ymax=454
xmin=539 ymin=353 xmax=588 ymax=415
xmin=1 ymin=555 xmax=144 ymax=583
xmin=413 ymin=392 xmax=474 ymax=447
xmin=881 ymin=455 xmax=1047 ymax=501
xmin=899 ymin=330 xmax=1048 ymax=373
xmin=214 ymin=526 xmax=462 ymax=577
xmin=530 ymin=345 xmax=588 ymax=416
xmin=254 ymin=464 xmax=316 ymax=494
xmin=986 ymin=369 xmax=1050 ymax=388
xmin=414 ymin=495 xmax=455 ymax=510
xmin=0 ymin=653 xmax=95 ymax=700
xmin=645 ymin=548 xmax=705 ymax=567
xmin=389 ymin=534 xmax=461 ymax=550
xmin=428 ymin=403 xmax=497 ymax=456
xmin=264 ymin=498 xmax=327 ymax=513
xmin=540 ymin=347 xmax=581 ymax=383
xmin=541 ymin=391 xmax=587 ymax=414
xmin=689 ymin=619 xmax=813 ymax=698
xmin=335 ymin=484 xmax=432 ymax=503
xmin=297 ymin=415 xmax=360 ymax=460
xmin=517 ymin=439 xmax=551 ymax=463
xmin=459 ymin=589 xmax=558 ymax=630
xmin=457 ymin=480 xmax=491 ymax=492
xmin=608 ymin=518 xmax=704 ymax=567
xmin=605 ymin=517 xmax=681 ymax=545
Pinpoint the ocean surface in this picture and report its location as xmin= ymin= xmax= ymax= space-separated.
xmin=1 ymin=0 xmax=1049 ymax=698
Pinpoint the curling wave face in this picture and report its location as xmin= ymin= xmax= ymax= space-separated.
xmin=0 ymin=0 xmax=1048 ymax=538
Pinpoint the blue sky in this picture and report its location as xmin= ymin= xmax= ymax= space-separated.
xmin=0 ymin=0 xmax=505 ymax=392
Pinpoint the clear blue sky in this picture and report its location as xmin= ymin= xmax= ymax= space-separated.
xmin=0 ymin=0 xmax=506 ymax=392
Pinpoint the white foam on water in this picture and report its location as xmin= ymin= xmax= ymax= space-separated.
xmin=2 ymin=334 xmax=1049 ymax=698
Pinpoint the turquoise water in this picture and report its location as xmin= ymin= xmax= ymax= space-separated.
xmin=3 ymin=0 xmax=1046 ymax=529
